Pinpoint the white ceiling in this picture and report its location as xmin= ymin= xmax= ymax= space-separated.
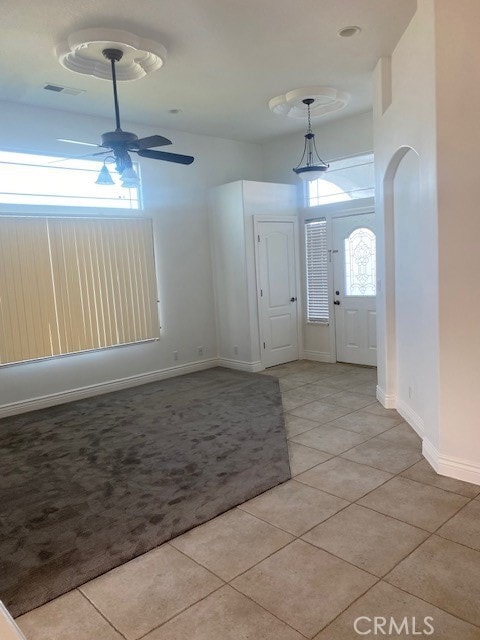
xmin=0 ymin=0 xmax=416 ymax=142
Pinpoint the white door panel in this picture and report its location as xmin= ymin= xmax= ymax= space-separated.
xmin=333 ymin=213 xmax=377 ymax=366
xmin=257 ymin=221 xmax=299 ymax=367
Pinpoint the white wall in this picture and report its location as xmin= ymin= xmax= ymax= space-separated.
xmin=261 ymin=111 xmax=373 ymax=186
xmin=373 ymin=0 xmax=439 ymax=449
xmin=209 ymin=180 xmax=297 ymax=368
xmin=0 ymin=101 xmax=264 ymax=412
xmin=393 ymin=150 xmax=426 ymax=422
xmin=435 ymin=0 xmax=480 ymax=480
xmin=375 ymin=0 xmax=480 ymax=484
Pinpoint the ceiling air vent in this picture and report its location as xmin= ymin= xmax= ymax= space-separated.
xmin=43 ymin=83 xmax=85 ymax=96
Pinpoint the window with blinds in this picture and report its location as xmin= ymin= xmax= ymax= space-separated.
xmin=305 ymin=219 xmax=329 ymax=323
xmin=0 ymin=216 xmax=160 ymax=366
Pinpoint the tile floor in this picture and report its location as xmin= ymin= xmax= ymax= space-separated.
xmin=14 ymin=361 xmax=480 ymax=640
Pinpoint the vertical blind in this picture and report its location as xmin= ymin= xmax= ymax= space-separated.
xmin=305 ymin=219 xmax=329 ymax=323
xmin=0 ymin=216 xmax=159 ymax=365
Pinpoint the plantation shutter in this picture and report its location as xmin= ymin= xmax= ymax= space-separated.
xmin=0 ymin=216 xmax=160 ymax=365
xmin=305 ymin=219 xmax=329 ymax=323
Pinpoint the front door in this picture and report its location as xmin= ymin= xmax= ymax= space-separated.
xmin=257 ymin=220 xmax=299 ymax=367
xmin=333 ymin=213 xmax=377 ymax=366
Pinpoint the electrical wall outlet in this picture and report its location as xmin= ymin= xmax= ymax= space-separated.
xmin=198 ymin=346 xmax=203 ymax=356
xmin=173 ymin=350 xmax=179 ymax=361
xmin=234 ymin=345 xmax=239 ymax=356
xmin=408 ymin=385 xmax=413 ymax=399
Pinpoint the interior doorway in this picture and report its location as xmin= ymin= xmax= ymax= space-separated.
xmin=332 ymin=212 xmax=377 ymax=366
xmin=256 ymin=219 xmax=299 ymax=368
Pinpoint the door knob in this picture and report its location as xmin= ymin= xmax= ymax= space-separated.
xmin=290 ymin=297 xmax=297 ymax=302
xmin=334 ymin=300 xmax=340 ymax=305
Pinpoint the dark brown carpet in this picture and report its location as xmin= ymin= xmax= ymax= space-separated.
xmin=0 ymin=367 xmax=290 ymax=617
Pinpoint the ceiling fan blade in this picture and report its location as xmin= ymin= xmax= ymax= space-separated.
xmin=48 ymin=150 xmax=109 ymax=164
xmin=132 ymin=135 xmax=172 ymax=150
xmin=57 ymin=138 xmax=100 ymax=148
xmin=136 ymin=149 xmax=194 ymax=165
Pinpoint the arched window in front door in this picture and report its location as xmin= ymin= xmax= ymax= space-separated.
xmin=344 ymin=227 xmax=376 ymax=296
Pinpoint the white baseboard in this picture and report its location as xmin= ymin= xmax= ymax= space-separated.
xmin=217 ymin=358 xmax=263 ymax=373
xmin=376 ymin=386 xmax=397 ymax=409
xmin=423 ymin=437 xmax=480 ymax=486
xmin=0 ymin=358 xmax=219 ymax=419
xmin=396 ymin=399 xmax=425 ymax=438
xmin=303 ymin=350 xmax=336 ymax=363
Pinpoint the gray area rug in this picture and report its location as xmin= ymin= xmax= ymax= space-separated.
xmin=0 ymin=367 xmax=290 ymax=617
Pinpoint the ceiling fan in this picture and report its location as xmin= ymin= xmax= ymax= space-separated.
xmin=60 ymin=48 xmax=194 ymax=185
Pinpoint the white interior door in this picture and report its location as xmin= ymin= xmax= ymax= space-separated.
xmin=257 ymin=220 xmax=299 ymax=367
xmin=333 ymin=213 xmax=377 ymax=366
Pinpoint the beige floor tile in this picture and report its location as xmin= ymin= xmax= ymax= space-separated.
xmin=80 ymin=544 xmax=223 ymax=640
xmin=377 ymin=422 xmax=422 ymax=450
xmin=314 ymin=581 xmax=480 ymax=639
xmin=281 ymin=371 xmax=335 ymax=385
xmin=282 ymin=389 xmax=318 ymax=411
xmin=290 ymin=424 xmax=370 ymax=455
xmin=361 ymin=401 xmax=403 ymax=420
xmin=239 ymin=480 xmax=348 ymax=536
xmin=16 ymin=591 xmax=123 ymax=640
xmin=386 ymin=536 xmax=480 ymax=627
xmin=293 ymin=383 xmax=342 ymax=400
xmin=437 ymin=500 xmax=480 ymax=551
xmin=320 ymin=391 xmax=374 ymax=410
xmin=358 ymin=476 xmax=470 ymax=531
xmin=296 ymin=457 xmax=392 ymax=501
xmin=318 ymin=374 xmax=371 ymax=390
xmin=279 ymin=378 xmax=306 ymax=392
xmin=169 ymin=508 xmax=293 ymax=581
xmin=341 ymin=438 xmax=423 ymax=473
xmin=349 ymin=382 xmax=377 ymax=397
xmin=328 ymin=410 xmax=403 ymax=436
xmin=143 ymin=585 xmax=303 ymax=640
xmin=284 ymin=414 xmax=319 ymax=438
xmin=303 ymin=504 xmax=428 ymax=577
xmin=288 ymin=442 xmax=332 ymax=476
xmin=232 ymin=540 xmax=376 ymax=638
xmin=289 ymin=400 xmax=353 ymax=423
xmin=401 ymin=459 xmax=480 ymax=497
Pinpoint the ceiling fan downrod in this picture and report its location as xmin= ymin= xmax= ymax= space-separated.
xmin=102 ymin=48 xmax=124 ymax=131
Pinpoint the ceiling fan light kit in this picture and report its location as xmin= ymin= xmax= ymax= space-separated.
xmin=56 ymin=38 xmax=194 ymax=187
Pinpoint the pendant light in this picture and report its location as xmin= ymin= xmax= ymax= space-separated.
xmin=293 ymin=98 xmax=329 ymax=181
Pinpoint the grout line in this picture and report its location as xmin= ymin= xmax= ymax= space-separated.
xmin=77 ymin=589 xmax=128 ymax=640
xmin=134 ymin=583 xmax=226 ymax=640
xmin=227 ymin=582 xmax=311 ymax=639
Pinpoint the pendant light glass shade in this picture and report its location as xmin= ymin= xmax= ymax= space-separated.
xmin=95 ymin=163 xmax=115 ymax=185
xmin=293 ymin=99 xmax=329 ymax=182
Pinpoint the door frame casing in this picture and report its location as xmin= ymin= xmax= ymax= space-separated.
xmin=253 ymin=215 xmax=303 ymax=369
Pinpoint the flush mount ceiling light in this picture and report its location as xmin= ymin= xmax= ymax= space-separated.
xmin=338 ymin=25 xmax=361 ymax=38
xmin=293 ymin=98 xmax=329 ymax=182
xmin=269 ymin=86 xmax=349 ymax=119
xmin=56 ymin=28 xmax=167 ymax=81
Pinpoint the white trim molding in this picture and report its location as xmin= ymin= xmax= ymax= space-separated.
xmin=376 ymin=385 xmax=396 ymax=409
xmin=0 ymin=358 xmax=218 ymax=419
xmin=396 ymin=400 xmax=425 ymax=438
xmin=217 ymin=358 xmax=263 ymax=373
xmin=303 ymin=350 xmax=336 ymax=363
xmin=423 ymin=438 xmax=480 ymax=486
